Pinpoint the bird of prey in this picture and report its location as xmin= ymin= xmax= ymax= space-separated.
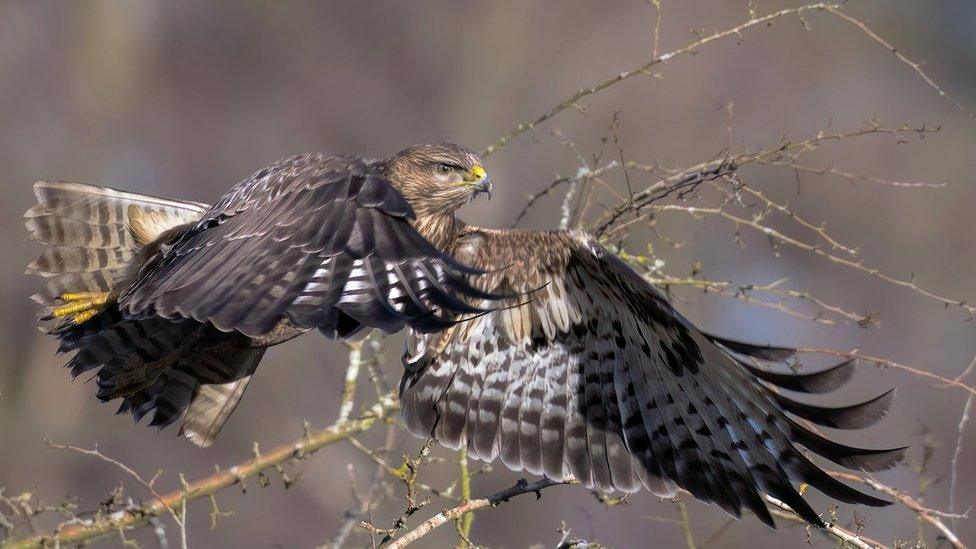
xmin=26 ymin=143 xmax=903 ymax=528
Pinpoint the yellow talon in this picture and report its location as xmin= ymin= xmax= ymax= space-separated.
xmin=71 ymin=309 xmax=101 ymax=324
xmin=52 ymin=300 xmax=98 ymax=317
xmin=60 ymin=291 xmax=109 ymax=301
xmin=52 ymin=291 xmax=111 ymax=324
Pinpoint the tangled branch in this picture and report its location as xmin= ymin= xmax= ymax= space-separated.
xmin=4 ymin=396 xmax=399 ymax=549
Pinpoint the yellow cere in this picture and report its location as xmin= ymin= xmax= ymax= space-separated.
xmin=464 ymin=165 xmax=487 ymax=183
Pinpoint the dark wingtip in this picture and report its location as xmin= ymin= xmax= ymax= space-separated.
xmin=852 ymin=445 xmax=909 ymax=472
xmin=753 ymin=504 xmax=777 ymax=529
xmin=794 ymin=454 xmax=894 ymax=508
xmin=788 ymin=418 xmax=908 ymax=472
xmin=704 ymin=332 xmax=797 ymax=362
xmin=772 ymin=388 xmax=896 ymax=429
xmin=767 ymin=487 xmax=826 ymax=528
xmin=747 ymin=359 xmax=856 ymax=394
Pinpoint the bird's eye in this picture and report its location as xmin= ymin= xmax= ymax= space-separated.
xmin=437 ymin=163 xmax=453 ymax=175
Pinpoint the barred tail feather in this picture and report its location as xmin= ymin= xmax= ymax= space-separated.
xmin=24 ymin=181 xmax=207 ymax=316
xmin=59 ymin=310 xmax=263 ymax=446
xmin=179 ymin=348 xmax=265 ymax=447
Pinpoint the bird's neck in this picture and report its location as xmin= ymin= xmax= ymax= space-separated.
xmin=412 ymin=211 xmax=462 ymax=253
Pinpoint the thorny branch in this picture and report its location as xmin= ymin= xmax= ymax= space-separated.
xmin=798 ymin=347 xmax=976 ymax=398
xmin=589 ymin=123 xmax=976 ymax=321
xmin=383 ymin=478 xmax=575 ymax=549
xmin=346 ymin=437 xmax=459 ymax=503
xmin=642 ymin=272 xmax=875 ymax=326
xmin=510 ymin=161 xmax=620 ymax=228
xmin=44 ymin=440 xmax=188 ymax=548
xmin=480 ymin=2 xmax=971 ymax=159
xmin=763 ymin=495 xmax=886 ymax=549
xmin=456 ymin=448 xmax=474 ymax=547
xmin=326 ymin=423 xmax=398 ymax=548
xmin=3 ymin=395 xmax=400 ymax=549
xmin=827 ymin=470 xmax=968 ymax=549
xmin=595 ymin=122 xmax=941 ymax=237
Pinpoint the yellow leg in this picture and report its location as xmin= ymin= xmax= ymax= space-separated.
xmin=70 ymin=308 xmax=102 ymax=324
xmin=60 ymin=291 xmax=110 ymax=301
xmin=52 ymin=291 xmax=111 ymax=324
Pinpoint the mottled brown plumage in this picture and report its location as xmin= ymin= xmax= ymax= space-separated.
xmin=26 ymin=143 xmax=902 ymax=527
xmin=26 ymin=145 xmax=492 ymax=446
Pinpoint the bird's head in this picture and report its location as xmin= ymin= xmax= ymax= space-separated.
xmin=384 ymin=143 xmax=492 ymax=216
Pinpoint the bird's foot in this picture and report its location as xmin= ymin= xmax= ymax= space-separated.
xmin=51 ymin=291 xmax=111 ymax=324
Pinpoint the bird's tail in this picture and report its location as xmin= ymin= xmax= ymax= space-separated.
xmin=24 ymin=180 xmax=208 ymax=323
xmin=25 ymin=182 xmax=265 ymax=446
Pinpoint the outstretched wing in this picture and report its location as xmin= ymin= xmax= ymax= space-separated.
xmin=120 ymin=153 xmax=490 ymax=339
xmin=399 ymin=227 xmax=903 ymax=528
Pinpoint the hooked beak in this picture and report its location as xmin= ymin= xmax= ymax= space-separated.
xmin=464 ymin=165 xmax=493 ymax=200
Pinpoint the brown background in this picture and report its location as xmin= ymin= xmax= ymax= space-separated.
xmin=0 ymin=1 xmax=974 ymax=547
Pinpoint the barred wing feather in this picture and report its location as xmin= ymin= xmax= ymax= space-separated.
xmin=400 ymin=227 xmax=904 ymax=528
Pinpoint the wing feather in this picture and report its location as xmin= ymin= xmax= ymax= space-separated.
xmin=119 ymin=153 xmax=492 ymax=338
xmin=399 ymin=227 xmax=903 ymax=529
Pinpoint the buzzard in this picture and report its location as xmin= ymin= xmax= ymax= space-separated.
xmin=26 ymin=143 xmax=902 ymax=528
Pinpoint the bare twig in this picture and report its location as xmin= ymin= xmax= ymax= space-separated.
xmin=731 ymin=182 xmax=859 ymax=256
xmin=764 ymin=495 xmax=887 ymax=549
xmin=643 ymin=272 xmax=874 ymax=326
xmin=45 ymin=439 xmax=188 ymax=549
xmin=648 ymin=0 xmax=662 ymax=59
xmin=949 ymin=393 xmax=974 ymax=529
xmin=481 ymin=3 xmax=968 ymax=159
xmin=597 ymin=123 xmax=939 ymax=238
xmin=339 ymin=339 xmax=366 ymax=422
xmin=511 ymin=161 xmax=619 ymax=228
xmin=483 ymin=3 xmax=846 ymax=158
xmin=776 ymin=162 xmax=945 ymax=189
xmin=596 ymin=155 xmax=738 ymax=237
xmin=697 ymin=519 xmax=734 ymax=548
xmin=828 ymin=470 xmax=968 ymax=548
xmin=456 ymin=448 xmax=473 ymax=547
xmin=823 ymin=5 xmax=975 ymax=125
xmin=327 ymin=423 xmax=397 ymax=548
xmin=45 ymin=440 xmax=176 ymax=524
xmin=675 ymin=499 xmax=697 ymax=549
xmin=346 ymin=437 xmax=458 ymax=502
xmin=359 ymin=439 xmax=443 ymax=545
xmin=385 ymin=478 xmax=574 ymax=548
xmin=798 ymin=347 xmax=976 ymax=397
xmin=648 ymin=200 xmax=975 ymax=319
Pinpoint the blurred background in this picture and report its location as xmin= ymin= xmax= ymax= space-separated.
xmin=1 ymin=1 xmax=974 ymax=547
